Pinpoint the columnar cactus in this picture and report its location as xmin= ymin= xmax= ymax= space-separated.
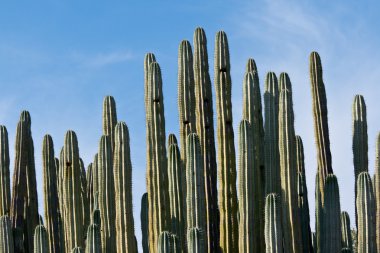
xmin=42 ymin=135 xmax=61 ymax=253
xmin=342 ymin=248 xmax=353 ymax=253
xmin=0 ymin=215 xmax=14 ymax=253
xmin=193 ymin=27 xmax=219 ymax=252
xmin=309 ymin=52 xmax=333 ymax=196
xmin=264 ymin=72 xmax=280 ymax=196
xmin=86 ymin=163 xmax=94 ymax=213
xmin=92 ymin=192 xmax=100 ymax=227
xmin=72 ymin=247 xmax=84 ymax=253
xmin=0 ymin=126 xmax=10 ymax=217
xmin=322 ymin=174 xmax=342 ymax=253
xmin=167 ymin=135 xmax=185 ymax=250
xmin=187 ymin=227 xmax=205 ymax=253
xmin=11 ymin=111 xmax=39 ymax=253
xmin=171 ymin=234 xmax=180 ymax=253
xmin=295 ymin=136 xmax=312 ymax=253
xmin=34 ymin=225 xmax=49 ymax=253
xmin=214 ymin=30 xmax=238 ymax=252
xmin=341 ymin=211 xmax=353 ymax=250
xmin=278 ymin=74 xmax=302 ymax=253
xmin=97 ymin=135 xmax=116 ymax=252
xmin=141 ymin=193 xmax=149 ymax=253
xmin=375 ymin=133 xmax=380 ymax=253
xmin=92 ymin=154 xmax=99 ymax=209
xmin=145 ymin=61 xmax=170 ymax=253
xmin=102 ymin=95 xmax=117 ymax=151
xmin=356 ymin=172 xmax=376 ymax=253
xmin=315 ymin=171 xmax=322 ymax=253
xmin=79 ymin=159 xmax=89 ymax=240
xmin=264 ymin=193 xmax=283 ymax=253
xmin=238 ymin=119 xmax=255 ymax=253
xmin=113 ymin=122 xmax=136 ymax=253
xmin=144 ymin=53 xmax=156 ymax=110
xmin=157 ymin=231 xmax=173 ymax=253
xmin=85 ymin=224 xmax=101 ymax=253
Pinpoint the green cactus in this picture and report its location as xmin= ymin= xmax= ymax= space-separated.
xmin=11 ymin=111 xmax=39 ymax=253
xmin=356 ymin=172 xmax=376 ymax=253
xmin=0 ymin=215 xmax=14 ymax=253
xmin=315 ymin=171 xmax=322 ymax=253
xmin=91 ymin=154 xmax=99 ymax=210
xmin=264 ymin=193 xmax=283 ymax=253
xmin=33 ymin=225 xmax=48 ymax=253
xmin=113 ymin=122 xmax=136 ymax=253
xmin=98 ymin=135 xmax=116 ymax=252
xmin=167 ymin=135 xmax=185 ymax=250
xmin=171 ymin=234 xmax=180 ymax=253
xmin=375 ymin=133 xmax=380 ymax=253
xmin=42 ymin=135 xmax=61 ymax=253
xmin=141 ymin=193 xmax=149 ymax=253
xmin=193 ymin=27 xmax=219 ymax=252
xmin=102 ymin=95 xmax=118 ymax=151
xmin=79 ymin=159 xmax=89 ymax=240
xmin=86 ymin=163 xmax=94 ymax=214
xmin=72 ymin=247 xmax=84 ymax=253
xmin=0 ymin=126 xmax=10 ymax=217
xmin=187 ymin=227 xmax=205 ymax=253
xmin=322 ymin=174 xmax=342 ymax=253
xmin=214 ymin=30 xmax=238 ymax=252
xmin=238 ymin=119 xmax=255 ymax=253
xmin=157 ymin=231 xmax=173 ymax=253
xmin=341 ymin=211 xmax=353 ymax=250
xmin=144 ymin=53 xmax=157 ymax=110
xmin=352 ymin=230 xmax=358 ymax=253
xmin=342 ymin=248 xmax=353 ymax=253
xmin=278 ymin=74 xmax=302 ymax=253
xmin=92 ymin=192 xmax=100 ymax=227
xmin=85 ymin=224 xmax=101 ymax=253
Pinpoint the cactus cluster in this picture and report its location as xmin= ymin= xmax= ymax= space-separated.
xmin=0 ymin=26 xmax=379 ymax=253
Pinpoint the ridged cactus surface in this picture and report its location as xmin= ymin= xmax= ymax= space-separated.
xmin=0 ymin=215 xmax=14 ymax=253
xmin=141 ymin=193 xmax=149 ymax=253
xmin=264 ymin=193 xmax=283 ymax=253
xmin=33 ymin=225 xmax=49 ymax=253
xmin=157 ymin=231 xmax=172 ymax=253
xmin=72 ymin=247 xmax=84 ymax=253
xmin=102 ymin=95 xmax=117 ymax=151
xmin=79 ymin=158 xmax=89 ymax=233
xmin=375 ymin=133 xmax=380 ymax=253
xmin=85 ymin=224 xmax=101 ymax=253
xmin=0 ymin=126 xmax=10 ymax=217
xmin=341 ymin=211 xmax=353 ymax=250
xmin=86 ymin=163 xmax=94 ymax=213
xmin=187 ymin=227 xmax=205 ymax=253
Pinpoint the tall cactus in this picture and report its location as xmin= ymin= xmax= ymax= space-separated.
xmin=214 ymin=30 xmax=238 ymax=252
xmin=238 ymin=119 xmax=255 ymax=253
xmin=375 ymin=133 xmax=380 ymax=253
xmin=315 ymin=171 xmax=322 ymax=253
xmin=309 ymin=52 xmax=333 ymax=197
xmin=145 ymin=61 xmax=170 ymax=253
xmin=42 ymin=135 xmax=61 ymax=253
xmin=86 ymin=163 xmax=94 ymax=213
xmin=264 ymin=72 xmax=280 ymax=196
xmin=144 ymin=53 xmax=157 ymax=110
xmin=72 ymin=247 xmax=84 ymax=253
xmin=322 ymin=174 xmax=342 ymax=253
xmin=278 ymin=74 xmax=302 ymax=253
xmin=102 ymin=95 xmax=118 ymax=151
xmin=0 ymin=215 xmax=14 ymax=253
xmin=167 ymin=135 xmax=185 ymax=250
xmin=97 ymin=135 xmax=116 ymax=252
xmin=264 ymin=193 xmax=283 ymax=253
xmin=157 ymin=231 xmax=173 ymax=253
xmin=79 ymin=159 xmax=89 ymax=242
xmin=187 ymin=227 xmax=205 ymax=253
xmin=356 ymin=172 xmax=376 ymax=253
xmin=141 ymin=193 xmax=149 ymax=253
xmin=341 ymin=211 xmax=353 ymax=250
xmin=85 ymin=224 xmax=101 ymax=253
xmin=193 ymin=27 xmax=219 ymax=252
xmin=11 ymin=111 xmax=39 ymax=253
xmin=33 ymin=225 xmax=48 ymax=253
xmin=92 ymin=154 xmax=99 ymax=209
xmin=113 ymin=122 xmax=136 ymax=253
xmin=0 ymin=126 xmax=10 ymax=217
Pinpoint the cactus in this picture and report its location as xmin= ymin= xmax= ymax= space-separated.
xmin=171 ymin=234 xmax=180 ymax=253
xmin=11 ymin=111 xmax=39 ymax=253
xmin=79 ymin=159 xmax=89 ymax=239
xmin=0 ymin=126 xmax=10 ymax=217
xmin=91 ymin=154 xmax=99 ymax=210
xmin=264 ymin=193 xmax=283 ymax=253
xmin=352 ymin=230 xmax=358 ymax=253
xmin=72 ymin=247 xmax=84 ymax=253
xmin=157 ymin=231 xmax=173 ymax=253
xmin=86 ymin=163 xmax=94 ymax=214
xmin=113 ymin=122 xmax=136 ymax=253
xmin=311 ymin=232 xmax=316 ymax=252
xmin=238 ymin=119 xmax=255 ymax=253
xmin=295 ymin=136 xmax=312 ymax=253
xmin=341 ymin=211 xmax=353 ymax=250
xmin=309 ymin=52 xmax=333 ymax=197
xmin=144 ymin=53 xmax=157 ymax=110
xmin=92 ymin=192 xmax=100 ymax=227
xmin=187 ymin=227 xmax=205 ymax=253
xmin=315 ymin=171 xmax=322 ymax=253
xmin=321 ymin=174 xmax=342 ymax=253
xmin=42 ymin=135 xmax=61 ymax=253
xmin=167 ymin=135 xmax=185 ymax=250
xmin=193 ymin=27 xmax=219 ymax=252
xmin=102 ymin=95 xmax=117 ymax=151
xmin=85 ymin=224 xmax=101 ymax=253
xmin=356 ymin=172 xmax=376 ymax=253
xmin=278 ymin=74 xmax=302 ymax=253
xmin=342 ymin=248 xmax=353 ymax=253
xmin=375 ymin=133 xmax=380 ymax=253
xmin=141 ymin=192 xmax=149 ymax=253
xmin=264 ymin=72 xmax=280 ymax=196
xmin=145 ymin=61 xmax=170 ymax=253
xmin=0 ymin=215 xmax=14 ymax=253
xmin=33 ymin=225 xmax=48 ymax=253
xmin=214 ymin=30 xmax=238 ymax=252
xmin=98 ymin=135 xmax=116 ymax=252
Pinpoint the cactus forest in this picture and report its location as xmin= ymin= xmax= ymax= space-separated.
xmin=0 ymin=27 xmax=379 ymax=253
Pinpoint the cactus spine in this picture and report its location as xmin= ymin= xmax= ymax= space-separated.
xmin=356 ymin=172 xmax=376 ymax=253
xmin=11 ymin=111 xmax=39 ymax=253
xmin=238 ymin=119 xmax=255 ymax=253
xmin=42 ymin=135 xmax=61 ymax=253
xmin=34 ymin=225 xmax=49 ymax=253
xmin=214 ymin=30 xmax=238 ymax=252
xmin=102 ymin=96 xmax=117 ymax=151
xmin=85 ymin=224 xmax=101 ymax=253
xmin=193 ymin=27 xmax=219 ymax=252
xmin=341 ymin=211 xmax=353 ymax=250
xmin=0 ymin=126 xmax=10 ymax=217
xmin=187 ymin=227 xmax=205 ymax=253
xmin=278 ymin=74 xmax=302 ymax=253
xmin=264 ymin=193 xmax=283 ymax=253
xmin=113 ymin=122 xmax=136 ymax=253
xmin=0 ymin=215 xmax=14 ymax=253
xmin=141 ymin=193 xmax=149 ymax=253
xmin=375 ymin=133 xmax=380 ymax=253
xmin=264 ymin=72 xmax=280 ymax=196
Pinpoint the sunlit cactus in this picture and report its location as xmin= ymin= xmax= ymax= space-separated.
xmin=141 ymin=193 xmax=149 ymax=253
xmin=157 ymin=231 xmax=173 ymax=253
xmin=86 ymin=163 xmax=94 ymax=213
xmin=171 ymin=234 xmax=181 ymax=253
xmin=375 ymin=133 xmax=380 ymax=253
xmin=315 ymin=171 xmax=322 ymax=253
xmin=91 ymin=154 xmax=99 ymax=210
xmin=356 ymin=172 xmax=376 ymax=253
xmin=0 ymin=215 xmax=14 ymax=253
xmin=187 ymin=227 xmax=205 ymax=253
xmin=79 ymin=158 xmax=89 ymax=239
xmin=341 ymin=211 xmax=353 ymax=250
xmin=193 ymin=26 xmax=219 ymax=252
xmin=102 ymin=95 xmax=118 ymax=151
xmin=33 ymin=225 xmax=49 ymax=253
xmin=113 ymin=122 xmax=136 ymax=253
xmin=144 ymin=52 xmax=157 ymax=110
xmin=264 ymin=193 xmax=283 ymax=253
xmin=0 ymin=126 xmax=10 ymax=217
xmin=85 ymin=224 xmax=101 ymax=253
xmin=214 ymin=30 xmax=238 ymax=252
xmin=72 ymin=247 xmax=84 ymax=253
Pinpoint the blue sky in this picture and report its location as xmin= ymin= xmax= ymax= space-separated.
xmin=1 ymin=0 xmax=380 ymax=250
